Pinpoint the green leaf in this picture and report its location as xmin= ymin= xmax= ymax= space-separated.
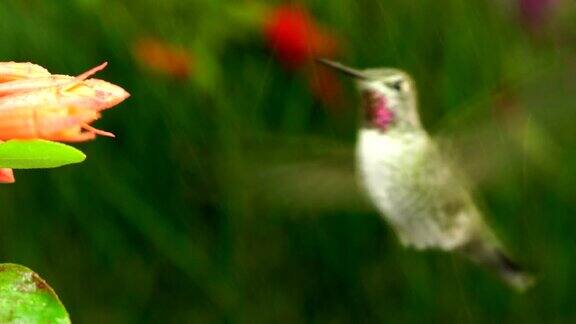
xmin=0 ymin=263 xmax=70 ymax=323
xmin=0 ymin=140 xmax=86 ymax=169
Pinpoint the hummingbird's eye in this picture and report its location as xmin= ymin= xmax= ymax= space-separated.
xmin=388 ymin=80 xmax=404 ymax=92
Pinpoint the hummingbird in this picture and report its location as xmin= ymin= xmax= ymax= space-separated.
xmin=318 ymin=59 xmax=534 ymax=291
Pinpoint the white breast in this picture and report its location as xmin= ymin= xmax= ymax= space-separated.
xmin=356 ymin=128 xmax=429 ymax=219
xmin=356 ymin=128 xmax=477 ymax=250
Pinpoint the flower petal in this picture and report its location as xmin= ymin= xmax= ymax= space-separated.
xmin=0 ymin=168 xmax=15 ymax=183
xmin=0 ymin=62 xmax=51 ymax=83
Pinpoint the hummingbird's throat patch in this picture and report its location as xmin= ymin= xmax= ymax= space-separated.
xmin=362 ymin=91 xmax=394 ymax=130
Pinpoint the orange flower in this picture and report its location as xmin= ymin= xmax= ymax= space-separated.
xmin=0 ymin=62 xmax=129 ymax=142
xmin=0 ymin=61 xmax=129 ymax=184
xmin=0 ymin=62 xmax=51 ymax=82
xmin=0 ymin=149 xmax=15 ymax=183
xmin=133 ymin=38 xmax=193 ymax=79
xmin=0 ymin=139 xmax=14 ymax=183
xmin=0 ymin=168 xmax=15 ymax=183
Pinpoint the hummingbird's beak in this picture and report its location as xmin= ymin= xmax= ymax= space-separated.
xmin=316 ymin=58 xmax=369 ymax=80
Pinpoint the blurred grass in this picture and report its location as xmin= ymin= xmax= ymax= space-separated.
xmin=0 ymin=0 xmax=576 ymax=322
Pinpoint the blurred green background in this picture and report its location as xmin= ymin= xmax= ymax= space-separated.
xmin=1 ymin=0 xmax=576 ymax=322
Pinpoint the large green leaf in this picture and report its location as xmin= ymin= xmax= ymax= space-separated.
xmin=0 ymin=263 xmax=70 ymax=323
xmin=0 ymin=140 xmax=86 ymax=169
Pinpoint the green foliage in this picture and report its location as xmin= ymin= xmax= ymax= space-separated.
xmin=0 ymin=140 xmax=86 ymax=169
xmin=0 ymin=264 xmax=70 ymax=323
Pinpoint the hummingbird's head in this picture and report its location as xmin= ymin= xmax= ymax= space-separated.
xmin=317 ymin=59 xmax=421 ymax=133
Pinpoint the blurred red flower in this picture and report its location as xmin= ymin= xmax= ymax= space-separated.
xmin=519 ymin=0 xmax=556 ymax=30
xmin=308 ymin=66 xmax=345 ymax=108
xmin=133 ymin=38 xmax=194 ymax=79
xmin=264 ymin=4 xmax=345 ymax=111
xmin=264 ymin=4 xmax=338 ymax=70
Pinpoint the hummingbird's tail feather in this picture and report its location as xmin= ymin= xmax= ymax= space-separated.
xmin=459 ymin=239 xmax=535 ymax=292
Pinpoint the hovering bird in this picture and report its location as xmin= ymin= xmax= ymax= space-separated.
xmin=318 ymin=59 xmax=534 ymax=291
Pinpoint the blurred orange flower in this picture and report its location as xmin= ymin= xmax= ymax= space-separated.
xmin=264 ymin=4 xmax=339 ymax=70
xmin=133 ymin=38 xmax=194 ymax=78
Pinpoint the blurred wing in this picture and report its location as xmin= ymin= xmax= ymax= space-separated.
xmin=431 ymin=67 xmax=570 ymax=188
xmin=245 ymin=134 xmax=373 ymax=214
